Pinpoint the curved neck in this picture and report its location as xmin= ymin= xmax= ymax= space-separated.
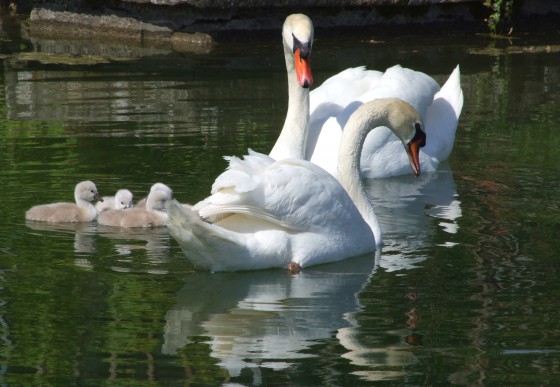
xmin=338 ymin=105 xmax=392 ymax=246
xmin=269 ymin=44 xmax=310 ymax=160
xmin=75 ymin=192 xmax=91 ymax=209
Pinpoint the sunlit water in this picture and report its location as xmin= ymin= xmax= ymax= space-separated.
xmin=1 ymin=23 xmax=560 ymax=385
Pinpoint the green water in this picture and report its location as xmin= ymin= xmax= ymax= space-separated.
xmin=1 ymin=26 xmax=560 ymax=385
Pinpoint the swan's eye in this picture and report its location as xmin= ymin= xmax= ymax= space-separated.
xmin=292 ymin=34 xmax=311 ymax=59
xmin=412 ymin=123 xmax=426 ymax=148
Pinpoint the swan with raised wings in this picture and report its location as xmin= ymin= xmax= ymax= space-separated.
xmin=269 ymin=14 xmax=463 ymax=178
xmin=167 ymin=98 xmax=426 ymax=272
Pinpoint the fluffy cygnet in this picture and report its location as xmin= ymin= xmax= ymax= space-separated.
xmin=136 ymin=182 xmax=173 ymax=208
xmin=97 ymin=189 xmax=171 ymax=228
xmin=96 ymin=189 xmax=134 ymax=213
xmin=25 ymin=180 xmax=103 ymax=223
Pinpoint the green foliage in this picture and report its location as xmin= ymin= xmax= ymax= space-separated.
xmin=484 ymin=0 xmax=514 ymax=35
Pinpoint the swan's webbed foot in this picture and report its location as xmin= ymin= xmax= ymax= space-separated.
xmin=288 ymin=261 xmax=301 ymax=273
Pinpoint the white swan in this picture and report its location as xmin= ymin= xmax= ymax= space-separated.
xmin=166 ymin=98 xmax=426 ymax=272
xmin=25 ymin=180 xmax=102 ymax=223
xmin=308 ymin=65 xmax=463 ymax=178
xmin=268 ymin=13 xmax=313 ymax=160
xmin=96 ymin=189 xmax=134 ymax=213
xmin=269 ymin=14 xmax=463 ymax=178
xmin=98 ymin=189 xmax=170 ymax=228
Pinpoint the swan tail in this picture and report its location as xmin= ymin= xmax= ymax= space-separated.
xmin=439 ymin=65 xmax=464 ymax=119
xmin=198 ymin=203 xmax=304 ymax=231
xmin=167 ymin=199 xmax=292 ymax=271
xmin=166 ymin=199 xmax=241 ymax=271
xmin=423 ymin=65 xmax=463 ymax=162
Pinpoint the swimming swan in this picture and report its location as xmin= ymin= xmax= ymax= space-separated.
xmin=269 ymin=14 xmax=462 ymax=178
xmin=166 ymin=98 xmax=426 ymax=272
xmin=96 ymin=189 xmax=134 ymax=212
xmin=307 ymin=64 xmax=463 ymax=178
xmin=98 ymin=189 xmax=171 ymax=228
xmin=25 ymin=180 xmax=102 ymax=223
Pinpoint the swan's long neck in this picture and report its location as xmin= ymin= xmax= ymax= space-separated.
xmin=338 ymin=105 xmax=393 ymax=246
xmin=269 ymin=44 xmax=310 ymax=160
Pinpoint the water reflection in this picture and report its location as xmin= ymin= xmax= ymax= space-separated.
xmin=162 ymin=170 xmax=460 ymax=381
xmin=163 ymin=254 xmax=378 ymax=377
xmin=97 ymin=225 xmax=171 ymax=272
xmin=367 ymin=165 xmax=461 ymax=272
xmin=23 ymin=220 xmax=172 ymax=273
xmin=3 ymin=66 xmax=191 ymax=125
xmin=24 ymin=220 xmax=98 ymax=255
xmin=20 ymin=166 xmax=463 ymax=381
xmin=337 ymin=325 xmax=417 ymax=382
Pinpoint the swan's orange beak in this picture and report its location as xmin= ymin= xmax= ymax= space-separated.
xmin=405 ymin=124 xmax=426 ymax=177
xmin=294 ymin=48 xmax=313 ymax=88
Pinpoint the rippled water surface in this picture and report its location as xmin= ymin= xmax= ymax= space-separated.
xmin=1 ymin=22 xmax=560 ymax=385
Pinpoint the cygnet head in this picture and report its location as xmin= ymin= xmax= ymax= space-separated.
xmin=146 ymin=189 xmax=172 ymax=212
xmin=115 ymin=189 xmax=134 ymax=209
xmin=150 ymin=182 xmax=173 ymax=199
xmin=282 ymin=14 xmax=314 ymax=88
xmin=75 ymin=180 xmax=102 ymax=203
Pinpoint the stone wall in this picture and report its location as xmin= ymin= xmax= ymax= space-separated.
xmin=22 ymin=0 xmax=560 ymax=54
xmin=30 ymin=0 xmax=486 ymax=35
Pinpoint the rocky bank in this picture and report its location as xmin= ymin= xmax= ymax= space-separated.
xmin=9 ymin=0 xmax=560 ymax=54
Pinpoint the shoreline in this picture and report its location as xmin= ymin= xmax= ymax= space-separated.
xmin=1 ymin=0 xmax=557 ymax=56
xmin=26 ymin=1 xmax=560 ymax=53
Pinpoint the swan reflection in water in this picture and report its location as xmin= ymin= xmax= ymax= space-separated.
xmin=97 ymin=225 xmax=171 ymax=274
xmin=162 ymin=253 xmax=379 ymax=378
xmin=24 ymin=220 xmax=172 ymax=273
xmin=366 ymin=163 xmax=461 ymax=272
xmin=97 ymin=225 xmax=170 ymax=259
xmin=25 ymin=221 xmax=98 ymax=269
xmin=162 ymin=167 xmax=461 ymax=382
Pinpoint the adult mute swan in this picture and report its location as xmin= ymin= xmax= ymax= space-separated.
xmin=166 ymin=98 xmax=426 ymax=272
xmin=308 ymin=64 xmax=463 ymax=178
xmin=268 ymin=13 xmax=313 ymax=160
xmin=98 ymin=188 xmax=170 ymax=228
xmin=25 ymin=180 xmax=103 ymax=223
xmin=269 ymin=14 xmax=463 ymax=178
xmin=96 ymin=189 xmax=134 ymax=213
